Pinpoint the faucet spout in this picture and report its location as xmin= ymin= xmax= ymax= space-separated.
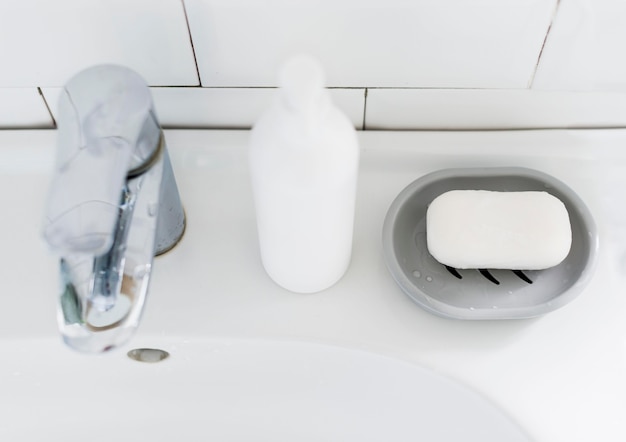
xmin=43 ymin=65 xmax=185 ymax=353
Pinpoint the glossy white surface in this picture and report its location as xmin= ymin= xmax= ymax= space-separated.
xmin=44 ymin=84 xmax=626 ymax=131
xmin=41 ymin=87 xmax=366 ymax=129
xmin=185 ymin=0 xmax=555 ymax=88
xmin=534 ymin=0 xmax=626 ymax=92
xmin=0 ymin=338 xmax=529 ymax=441
xmin=366 ymin=88 xmax=626 ymax=130
xmin=3 ymin=1 xmax=626 ymax=129
xmin=1 ymin=129 xmax=625 ymax=441
xmin=0 ymin=88 xmax=53 ymax=128
xmin=0 ymin=0 xmax=198 ymax=87
xmin=531 ymin=0 xmax=594 ymax=91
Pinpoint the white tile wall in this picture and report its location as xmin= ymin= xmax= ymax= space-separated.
xmin=532 ymin=0 xmax=597 ymax=91
xmin=185 ymin=0 xmax=555 ymax=89
xmin=42 ymin=87 xmax=366 ymax=129
xmin=0 ymin=0 xmax=198 ymax=87
xmin=533 ymin=0 xmax=626 ymax=93
xmin=366 ymin=89 xmax=626 ymax=130
xmin=0 ymin=89 xmax=54 ymax=129
xmin=151 ymin=87 xmax=365 ymax=129
xmin=2 ymin=0 xmax=626 ymax=130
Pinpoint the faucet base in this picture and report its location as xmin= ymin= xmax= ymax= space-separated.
xmin=154 ymin=145 xmax=186 ymax=256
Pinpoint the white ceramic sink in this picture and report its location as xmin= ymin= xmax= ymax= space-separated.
xmin=0 ymin=337 xmax=529 ymax=441
xmin=1 ymin=129 xmax=625 ymax=441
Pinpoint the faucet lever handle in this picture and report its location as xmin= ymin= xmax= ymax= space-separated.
xmin=43 ymin=65 xmax=159 ymax=256
xmin=43 ymin=135 xmax=133 ymax=256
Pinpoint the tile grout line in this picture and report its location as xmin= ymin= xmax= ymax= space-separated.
xmin=37 ymin=87 xmax=57 ymax=129
xmin=362 ymin=88 xmax=368 ymax=130
xmin=528 ymin=0 xmax=561 ymax=89
xmin=149 ymin=86 xmax=558 ymax=91
xmin=180 ymin=0 xmax=202 ymax=87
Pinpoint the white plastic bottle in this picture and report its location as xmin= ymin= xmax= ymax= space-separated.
xmin=249 ymin=55 xmax=359 ymax=293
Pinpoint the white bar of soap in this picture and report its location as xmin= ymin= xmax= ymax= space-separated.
xmin=426 ymin=190 xmax=572 ymax=270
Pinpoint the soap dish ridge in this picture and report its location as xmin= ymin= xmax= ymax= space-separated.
xmin=382 ymin=167 xmax=599 ymax=320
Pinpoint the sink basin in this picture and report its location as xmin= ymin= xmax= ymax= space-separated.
xmin=0 ymin=337 xmax=529 ymax=441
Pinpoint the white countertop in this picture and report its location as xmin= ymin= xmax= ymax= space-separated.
xmin=2 ymin=129 xmax=626 ymax=441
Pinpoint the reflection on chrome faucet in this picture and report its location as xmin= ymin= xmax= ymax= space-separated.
xmin=42 ymin=65 xmax=185 ymax=353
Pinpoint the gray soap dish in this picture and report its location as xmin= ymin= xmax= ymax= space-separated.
xmin=382 ymin=167 xmax=598 ymax=320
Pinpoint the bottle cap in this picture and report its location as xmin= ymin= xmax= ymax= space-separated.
xmin=278 ymin=55 xmax=326 ymax=114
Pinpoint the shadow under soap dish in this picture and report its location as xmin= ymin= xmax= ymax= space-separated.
xmin=382 ymin=167 xmax=599 ymax=320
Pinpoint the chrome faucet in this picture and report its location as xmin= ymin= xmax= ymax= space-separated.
xmin=42 ymin=65 xmax=185 ymax=353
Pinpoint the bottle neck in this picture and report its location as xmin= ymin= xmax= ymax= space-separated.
xmin=280 ymin=88 xmax=331 ymax=128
